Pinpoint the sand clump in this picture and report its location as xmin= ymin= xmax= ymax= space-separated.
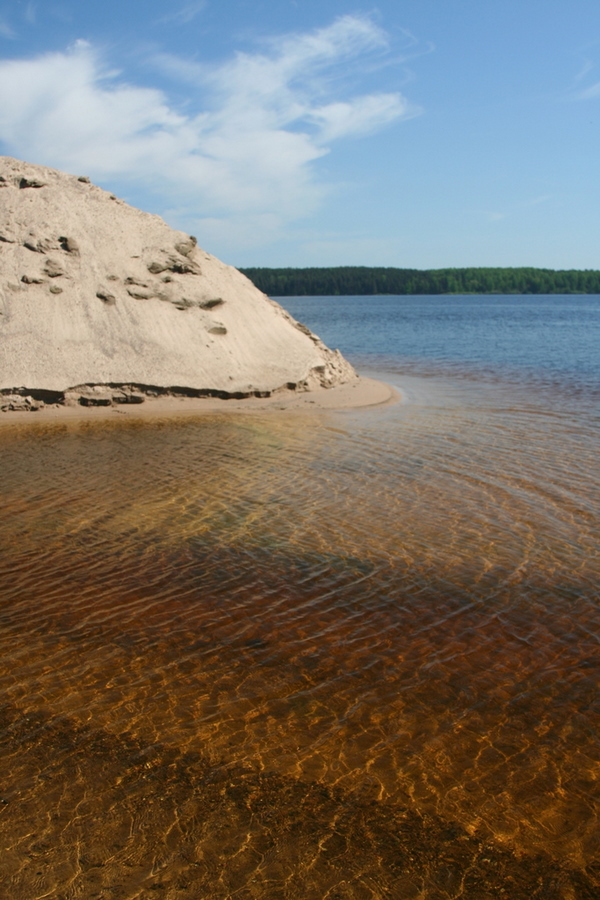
xmin=0 ymin=157 xmax=357 ymax=412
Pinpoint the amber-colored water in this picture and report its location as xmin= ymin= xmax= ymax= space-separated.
xmin=0 ymin=369 xmax=599 ymax=899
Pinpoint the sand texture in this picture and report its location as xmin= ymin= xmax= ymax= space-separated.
xmin=0 ymin=377 xmax=400 ymax=429
xmin=0 ymin=156 xmax=356 ymax=401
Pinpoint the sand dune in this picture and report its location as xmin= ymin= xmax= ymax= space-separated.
xmin=0 ymin=156 xmax=356 ymax=410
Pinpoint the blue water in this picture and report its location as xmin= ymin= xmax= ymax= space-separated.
xmin=282 ymin=294 xmax=600 ymax=394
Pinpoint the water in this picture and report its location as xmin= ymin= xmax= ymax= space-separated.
xmin=284 ymin=293 xmax=600 ymax=396
xmin=0 ymin=295 xmax=599 ymax=898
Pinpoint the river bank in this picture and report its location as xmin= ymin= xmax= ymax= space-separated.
xmin=0 ymin=376 xmax=399 ymax=430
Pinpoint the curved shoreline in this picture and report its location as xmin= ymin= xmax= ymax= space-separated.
xmin=0 ymin=376 xmax=401 ymax=430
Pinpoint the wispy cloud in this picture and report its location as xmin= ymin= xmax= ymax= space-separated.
xmin=522 ymin=194 xmax=551 ymax=208
xmin=483 ymin=195 xmax=550 ymax=223
xmin=567 ymin=57 xmax=600 ymax=100
xmin=25 ymin=2 xmax=37 ymax=26
xmin=156 ymin=2 xmax=207 ymax=27
xmin=308 ymin=94 xmax=409 ymax=141
xmin=573 ymin=81 xmax=600 ymax=100
xmin=572 ymin=58 xmax=596 ymax=84
xmin=0 ymin=16 xmax=418 ymax=249
xmin=0 ymin=17 xmax=15 ymax=38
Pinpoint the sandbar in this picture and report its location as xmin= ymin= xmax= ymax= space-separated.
xmin=0 ymin=376 xmax=400 ymax=430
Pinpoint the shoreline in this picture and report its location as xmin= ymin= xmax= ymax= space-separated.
xmin=0 ymin=376 xmax=400 ymax=430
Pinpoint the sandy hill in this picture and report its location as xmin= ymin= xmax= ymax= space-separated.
xmin=0 ymin=157 xmax=355 ymax=406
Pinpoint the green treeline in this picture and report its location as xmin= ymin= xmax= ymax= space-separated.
xmin=239 ymin=266 xmax=600 ymax=296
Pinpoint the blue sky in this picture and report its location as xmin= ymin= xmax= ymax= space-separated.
xmin=0 ymin=1 xmax=599 ymax=269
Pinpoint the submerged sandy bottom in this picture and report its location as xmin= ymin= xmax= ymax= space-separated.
xmin=0 ymin=369 xmax=599 ymax=899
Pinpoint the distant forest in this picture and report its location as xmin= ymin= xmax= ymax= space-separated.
xmin=239 ymin=266 xmax=600 ymax=296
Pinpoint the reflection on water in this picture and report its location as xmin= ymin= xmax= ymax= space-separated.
xmin=0 ymin=368 xmax=599 ymax=899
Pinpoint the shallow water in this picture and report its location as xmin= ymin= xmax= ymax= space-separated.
xmin=1 ymin=296 xmax=599 ymax=898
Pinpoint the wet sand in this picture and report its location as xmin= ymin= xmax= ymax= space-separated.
xmin=0 ymin=376 xmax=399 ymax=430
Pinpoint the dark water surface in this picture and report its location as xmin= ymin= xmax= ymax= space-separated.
xmin=1 ymin=295 xmax=599 ymax=898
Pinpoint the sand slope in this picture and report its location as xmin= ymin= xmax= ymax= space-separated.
xmin=0 ymin=156 xmax=355 ymax=398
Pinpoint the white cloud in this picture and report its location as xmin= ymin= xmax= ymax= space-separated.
xmin=309 ymin=94 xmax=413 ymax=142
xmin=0 ymin=16 xmax=418 ymax=248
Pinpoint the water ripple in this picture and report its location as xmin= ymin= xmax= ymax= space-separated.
xmin=0 ymin=372 xmax=599 ymax=897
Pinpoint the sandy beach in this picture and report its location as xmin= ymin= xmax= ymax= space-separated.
xmin=0 ymin=376 xmax=400 ymax=430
